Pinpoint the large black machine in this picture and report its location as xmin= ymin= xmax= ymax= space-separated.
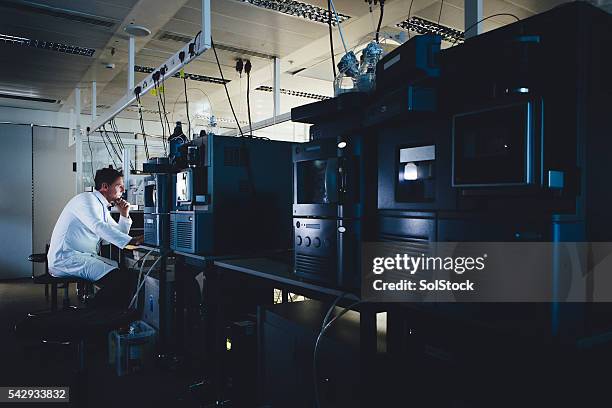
xmin=372 ymin=2 xmax=612 ymax=339
xmin=141 ymin=122 xmax=293 ymax=255
xmin=169 ymin=130 xmax=293 ymax=255
xmin=291 ymin=93 xmax=377 ymax=290
xmin=143 ymin=157 xmax=174 ymax=247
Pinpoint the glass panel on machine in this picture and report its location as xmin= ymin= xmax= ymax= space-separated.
xmin=454 ymin=103 xmax=529 ymax=186
xmin=396 ymin=145 xmax=435 ymax=202
xmin=296 ymin=159 xmax=338 ymax=204
xmin=176 ymin=171 xmax=191 ymax=203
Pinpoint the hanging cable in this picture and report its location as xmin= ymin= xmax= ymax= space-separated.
xmin=327 ymin=0 xmax=337 ymax=78
xmin=156 ymin=96 xmax=167 ymax=155
xmin=102 ymin=125 xmax=122 ymax=167
xmin=313 ymin=298 xmax=363 ymax=408
xmin=110 ymin=119 xmax=135 ymax=170
xmin=376 ymin=0 xmax=385 ymax=43
xmin=109 ymin=120 xmax=123 ymax=155
xmin=183 ymin=75 xmax=192 ymax=140
xmin=156 ymin=80 xmax=173 ymax=139
xmin=453 ymin=13 xmax=521 ymax=46
xmin=329 ymin=0 xmax=348 ymax=53
xmin=245 ymin=60 xmax=253 ymax=137
xmin=160 ymin=75 xmax=173 ymax=137
xmin=86 ymin=130 xmax=95 ymax=181
xmin=135 ymin=94 xmax=149 ymax=161
xmin=98 ymin=129 xmax=118 ymax=169
xmin=407 ymin=0 xmax=415 ymax=39
xmin=211 ymin=37 xmax=244 ymax=137
xmin=437 ymin=0 xmax=444 ymax=25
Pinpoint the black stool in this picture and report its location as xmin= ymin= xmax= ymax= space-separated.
xmin=28 ymin=245 xmax=91 ymax=311
xmin=15 ymin=308 xmax=138 ymax=406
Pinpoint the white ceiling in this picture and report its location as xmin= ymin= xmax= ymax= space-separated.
xmin=0 ymin=0 xmax=607 ymax=130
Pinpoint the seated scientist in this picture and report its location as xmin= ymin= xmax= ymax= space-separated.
xmin=47 ymin=167 xmax=143 ymax=308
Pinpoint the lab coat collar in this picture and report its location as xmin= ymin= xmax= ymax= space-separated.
xmin=93 ymin=190 xmax=111 ymax=208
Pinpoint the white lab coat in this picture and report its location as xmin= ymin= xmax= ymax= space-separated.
xmin=47 ymin=191 xmax=132 ymax=281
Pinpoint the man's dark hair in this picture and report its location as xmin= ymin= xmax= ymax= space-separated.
xmin=94 ymin=167 xmax=123 ymax=190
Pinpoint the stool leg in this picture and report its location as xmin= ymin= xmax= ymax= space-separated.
xmin=44 ymin=284 xmax=49 ymax=301
xmin=51 ymin=283 xmax=58 ymax=311
xmin=63 ymin=283 xmax=70 ymax=309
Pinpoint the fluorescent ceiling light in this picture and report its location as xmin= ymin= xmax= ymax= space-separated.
xmin=396 ymin=17 xmax=464 ymax=44
xmin=0 ymin=33 xmax=96 ymax=56
xmin=235 ymin=0 xmax=350 ymax=25
xmin=255 ymin=85 xmax=330 ymax=101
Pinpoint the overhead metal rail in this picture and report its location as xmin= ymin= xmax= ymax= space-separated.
xmin=86 ymin=0 xmax=211 ymax=135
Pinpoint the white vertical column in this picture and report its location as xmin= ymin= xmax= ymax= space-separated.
xmin=91 ymin=81 xmax=97 ymax=122
xmin=273 ymin=57 xmax=281 ymax=122
xmin=464 ymin=0 xmax=483 ymax=39
xmin=128 ymin=36 xmax=135 ymax=91
xmin=123 ymin=149 xmax=130 ymax=199
xmin=200 ymin=0 xmax=212 ymax=49
xmin=75 ymin=87 xmax=83 ymax=193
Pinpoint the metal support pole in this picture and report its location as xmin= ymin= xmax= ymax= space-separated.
xmin=273 ymin=57 xmax=281 ymax=122
xmin=75 ymin=87 xmax=83 ymax=193
xmin=123 ymin=148 xmax=130 ymax=191
xmin=464 ymin=0 xmax=483 ymax=39
xmin=128 ymin=36 xmax=135 ymax=92
xmin=91 ymin=81 xmax=97 ymax=121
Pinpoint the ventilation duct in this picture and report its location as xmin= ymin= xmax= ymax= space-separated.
xmin=0 ymin=1 xmax=116 ymax=28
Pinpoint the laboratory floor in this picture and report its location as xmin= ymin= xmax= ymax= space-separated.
xmin=0 ymin=279 xmax=211 ymax=408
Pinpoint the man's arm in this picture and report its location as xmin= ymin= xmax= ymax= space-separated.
xmin=77 ymin=196 xmax=133 ymax=249
xmin=109 ymin=198 xmax=132 ymax=234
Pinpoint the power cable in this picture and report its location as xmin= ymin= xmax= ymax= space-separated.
xmin=245 ymin=60 xmax=253 ymax=137
xmin=110 ymin=119 xmax=135 ymax=170
xmin=211 ymin=37 xmax=244 ymax=137
xmin=98 ymin=129 xmax=118 ymax=168
xmin=156 ymin=97 xmax=167 ymax=155
xmin=183 ymin=75 xmax=192 ymax=140
xmin=329 ymin=0 xmax=348 ymax=53
xmin=135 ymin=94 xmax=149 ymax=161
xmin=86 ymin=130 xmax=95 ymax=181
xmin=407 ymin=0 xmax=415 ymax=39
xmin=327 ymin=0 xmax=337 ymax=78
xmin=453 ymin=13 xmax=521 ymax=46
xmin=102 ymin=125 xmax=122 ymax=167
xmin=437 ymin=0 xmax=444 ymax=25
xmin=160 ymin=75 xmax=174 ymax=139
xmin=313 ymin=297 xmax=363 ymax=408
xmin=376 ymin=0 xmax=385 ymax=43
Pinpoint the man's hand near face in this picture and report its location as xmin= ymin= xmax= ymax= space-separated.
xmin=115 ymin=198 xmax=130 ymax=218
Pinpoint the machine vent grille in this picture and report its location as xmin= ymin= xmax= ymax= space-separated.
xmin=295 ymin=253 xmax=333 ymax=277
xmin=144 ymin=224 xmax=156 ymax=245
xmin=171 ymin=221 xmax=193 ymax=250
xmin=378 ymin=234 xmax=429 ymax=257
xmin=157 ymin=31 xmax=192 ymax=43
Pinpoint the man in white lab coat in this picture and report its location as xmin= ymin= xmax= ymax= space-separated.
xmin=47 ymin=167 xmax=143 ymax=308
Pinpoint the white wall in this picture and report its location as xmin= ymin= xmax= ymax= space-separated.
xmin=0 ymin=124 xmax=32 ymax=279
xmin=0 ymin=106 xmax=165 ymax=137
xmin=0 ymin=105 xmax=310 ymax=142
